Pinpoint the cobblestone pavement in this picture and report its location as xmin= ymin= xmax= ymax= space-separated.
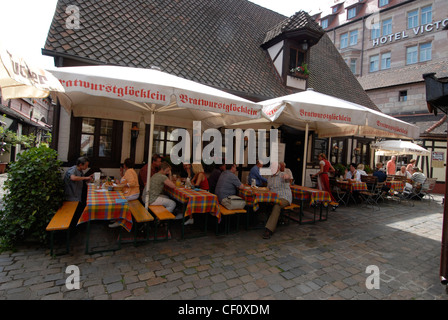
xmin=0 ymin=193 xmax=447 ymax=301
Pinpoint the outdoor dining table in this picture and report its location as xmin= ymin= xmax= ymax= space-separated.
xmin=386 ymin=180 xmax=405 ymax=195
xmin=290 ymin=185 xmax=333 ymax=222
xmin=238 ymin=186 xmax=281 ymax=212
xmin=78 ymin=184 xmax=133 ymax=254
xmin=337 ymin=180 xmax=368 ymax=205
xmin=164 ymin=186 xmax=221 ymax=239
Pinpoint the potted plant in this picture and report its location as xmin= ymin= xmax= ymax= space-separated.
xmin=290 ymin=63 xmax=310 ymax=79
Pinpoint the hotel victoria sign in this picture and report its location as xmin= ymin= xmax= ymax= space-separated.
xmin=372 ymin=18 xmax=448 ymax=47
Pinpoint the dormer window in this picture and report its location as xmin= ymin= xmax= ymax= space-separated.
xmin=347 ymin=7 xmax=357 ymax=19
xmin=289 ymin=47 xmax=305 ymax=72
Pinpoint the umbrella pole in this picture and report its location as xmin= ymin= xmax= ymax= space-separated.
xmin=440 ymin=117 xmax=448 ymax=285
xmin=144 ymin=110 xmax=156 ymax=209
xmin=301 ymin=123 xmax=309 ymax=186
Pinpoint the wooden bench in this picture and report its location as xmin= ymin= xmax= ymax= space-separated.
xmin=148 ymin=205 xmax=175 ymax=241
xmin=126 ymin=200 xmax=154 ymax=245
xmin=280 ymin=203 xmax=300 ymax=225
xmin=217 ymin=204 xmax=247 ymax=235
xmin=46 ymin=201 xmax=79 ymax=256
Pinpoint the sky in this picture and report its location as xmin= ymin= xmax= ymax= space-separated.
xmin=0 ymin=0 xmax=332 ymax=70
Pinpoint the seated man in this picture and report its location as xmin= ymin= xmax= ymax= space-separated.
xmin=146 ymin=162 xmax=176 ymax=213
xmin=215 ymin=164 xmax=244 ymax=203
xmin=407 ymin=167 xmax=426 ymax=196
xmin=396 ymin=166 xmax=412 ymax=180
xmin=344 ymin=163 xmax=361 ymax=182
xmin=373 ymin=162 xmax=390 ymax=194
xmin=263 ymin=162 xmax=292 ymax=240
xmin=248 ymin=160 xmax=267 ymax=187
xmin=279 ymin=162 xmax=294 ymax=184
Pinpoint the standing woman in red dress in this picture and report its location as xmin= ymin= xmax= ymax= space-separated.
xmin=313 ymin=153 xmax=337 ymax=205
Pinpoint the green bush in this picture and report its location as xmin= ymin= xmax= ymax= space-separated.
xmin=0 ymin=145 xmax=64 ymax=250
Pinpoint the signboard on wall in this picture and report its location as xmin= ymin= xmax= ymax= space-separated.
xmin=432 ymin=151 xmax=445 ymax=168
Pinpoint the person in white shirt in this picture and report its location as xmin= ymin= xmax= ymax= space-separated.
xmin=396 ymin=166 xmax=411 ymax=180
xmin=345 ymin=163 xmax=361 ymax=182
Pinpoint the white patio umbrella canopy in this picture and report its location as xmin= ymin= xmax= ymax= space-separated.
xmin=50 ymin=65 xmax=262 ymax=207
xmin=231 ymin=89 xmax=420 ymax=185
xmin=371 ymin=140 xmax=431 ymax=156
xmin=0 ymin=45 xmax=64 ymax=100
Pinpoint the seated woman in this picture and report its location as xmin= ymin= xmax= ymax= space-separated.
xmin=191 ymin=164 xmax=209 ymax=190
xmin=109 ymin=158 xmax=139 ymax=228
xmin=120 ymin=158 xmax=140 ymax=201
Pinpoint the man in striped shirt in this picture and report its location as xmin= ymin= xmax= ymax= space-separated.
xmin=263 ymin=162 xmax=292 ymax=239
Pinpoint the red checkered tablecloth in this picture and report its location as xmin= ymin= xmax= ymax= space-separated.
xmin=290 ymin=185 xmax=333 ymax=206
xmin=238 ymin=187 xmax=281 ymax=212
xmin=338 ymin=181 xmax=368 ymax=192
xmin=78 ymin=185 xmax=133 ymax=232
xmin=165 ymin=187 xmax=221 ymax=221
xmin=386 ymin=181 xmax=404 ymax=195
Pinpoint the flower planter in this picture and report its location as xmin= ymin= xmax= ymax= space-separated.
xmin=290 ymin=72 xmax=309 ymax=79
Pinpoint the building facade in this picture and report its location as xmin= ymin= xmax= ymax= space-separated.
xmin=313 ymin=0 xmax=448 ymax=186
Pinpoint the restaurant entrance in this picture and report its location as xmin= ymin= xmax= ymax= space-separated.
xmin=281 ymin=125 xmax=305 ymax=185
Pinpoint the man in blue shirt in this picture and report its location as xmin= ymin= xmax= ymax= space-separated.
xmin=248 ymin=160 xmax=267 ymax=186
xmin=215 ymin=164 xmax=244 ymax=203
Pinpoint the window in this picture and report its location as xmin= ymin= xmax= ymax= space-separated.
xmin=381 ymin=52 xmax=391 ymax=70
xmin=349 ymin=30 xmax=358 ymax=46
xmin=399 ymin=90 xmax=408 ymax=102
xmin=289 ymin=47 xmax=305 ymax=70
xmin=369 ymin=55 xmax=379 ymax=72
xmin=408 ymin=9 xmax=419 ymax=29
xmin=421 ymin=5 xmax=432 ymax=25
xmin=379 ymin=0 xmax=389 ymax=7
xmin=406 ymin=43 xmax=432 ymax=64
xmin=382 ymin=18 xmax=392 ymax=36
xmin=151 ymin=125 xmax=182 ymax=157
xmin=371 ymin=23 xmax=380 ymax=39
xmin=72 ymin=117 xmax=123 ymax=167
xmin=349 ymin=59 xmax=357 ymax=74
xmin=420 ymin=42 xmax=432 ymax=62
xmin=340 ymin=33 xmax=349 ymax=49
xmin=406 ymin=46 xmax=418 ymax=65
xmin=331 ymin=139 xmax=346 ymax=165
xmin=81 ymin=118 xmax=113 ymax=158
xmin=347 ymin=7 xmax=357 ymax=20
xmin=321 ymin=19 xmax=328 ymax=29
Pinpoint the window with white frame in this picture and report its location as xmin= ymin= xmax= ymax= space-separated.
xmin=381 ymin=52 xmax=391 ymax=70
xmin=349 ymin=30 xmax=358 ymax=46
xmin=340 ymin=33 xmax=349 ymax=49
xmin=421 ymin=5 xmax=432 ymax=25
xmin=406 ymin=45 xmax=418 ymax=65
xmin=350 ymin=59 xmax=357 ymax=74
xmin=382 ymin=18 xmax=392 ymax=36
xmin=321 ymin=19 xmax=328 ymax=29
xmin=347 ymin=7 xmax=357 ymax=19
xmin=379 ymin=0 xmax=389 ymax=7
xmin=369 ymin=55 xmax=379 ymax=72
xmin=408 ymin=9 xmax=419 ymax=29
xmin=420 ymin=43 xmax=432 ymax=62
xmin=371 ymin=22 xmax=380 ymax=39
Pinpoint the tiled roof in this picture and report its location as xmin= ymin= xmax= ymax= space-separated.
xmin=262 ymin=10 xmax=324 ymax=45
xmin=359 ymin=59 xmax=448 ymax=91
xmin=44 ymin=0 xmax=378 ymax=110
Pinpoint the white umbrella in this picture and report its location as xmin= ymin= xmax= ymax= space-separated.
xmin=50 ymin=65 xmax=262 ymax=208
xmin=0 ymin=45 xmax=64 ymax=100
xmin=232 ymin=89 xmax=419 ymax=184
xmin=371 ymin=140 xmax=431 ymax=156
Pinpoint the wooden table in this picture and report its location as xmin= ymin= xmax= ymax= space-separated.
xmin=290 ymin=185 xmax=333 ymax=222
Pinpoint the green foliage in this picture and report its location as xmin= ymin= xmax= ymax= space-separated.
xmin=333 ymin=163 xmax=347 ymax=177
xmin=0 ymin=115 xmax=36 ymax=154
xmin=0 ymin=145 xmax=64 ymax=250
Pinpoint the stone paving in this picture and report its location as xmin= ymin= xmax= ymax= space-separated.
xmin=0 ymin=192 xmax=448 ymax=301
